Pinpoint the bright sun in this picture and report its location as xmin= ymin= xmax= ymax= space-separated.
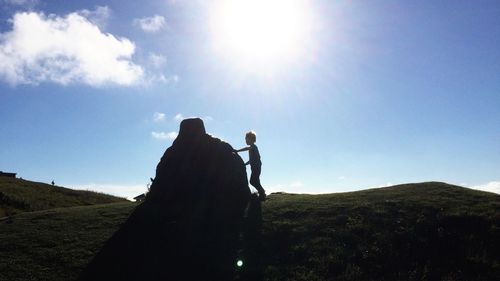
xmin=209 ymin=0 xmax=313 ymax=71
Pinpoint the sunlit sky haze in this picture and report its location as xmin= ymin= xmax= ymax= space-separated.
xmin=0 ymin=0 xmax=499 ymax=199
xmin=209 ymin=0 xmax=316 ymax=73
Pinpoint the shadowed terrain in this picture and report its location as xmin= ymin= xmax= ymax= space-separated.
xmin=0 ymin=181 xmax=498 ymax=281
xmin=262 ymin=182 xmax=500 ymax=280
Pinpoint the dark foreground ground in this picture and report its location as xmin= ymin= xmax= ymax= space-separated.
xmin=0 ymin=182 xmax=499 ymax=281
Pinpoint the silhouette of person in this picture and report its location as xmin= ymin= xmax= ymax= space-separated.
xmin=235 ymin=131 xmax=266 ymax=201
xmin=51 ymin=180 xmax=55 ymax=186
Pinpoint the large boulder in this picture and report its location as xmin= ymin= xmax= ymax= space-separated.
xmin=79 ymin=118 xmax=251 ymax=281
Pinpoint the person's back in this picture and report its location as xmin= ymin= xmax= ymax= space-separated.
xmin=248 ymin=143 xmax=262 ymax=168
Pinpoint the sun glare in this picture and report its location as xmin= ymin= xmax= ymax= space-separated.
xmin=209 ymin=0 xmax=313 ymax=71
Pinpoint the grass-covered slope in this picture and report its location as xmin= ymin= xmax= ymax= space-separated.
xmin=262 ymin=182 xmax=500 ymax=280
xmin=0 ymin=182 xmax=498 ymax=281
xmin=0 ymin=202 xmax=135 ymax=281
xmin=0 ymin=177 xmax=127 ymax=217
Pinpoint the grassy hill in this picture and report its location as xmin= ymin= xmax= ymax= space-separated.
xmin=262 ymin=182 xmax=499 ymax=280
xmin=0 ymin=182 xmax=499 ymax=281
xmin=0 ymin=177 xmax=127 ymax=217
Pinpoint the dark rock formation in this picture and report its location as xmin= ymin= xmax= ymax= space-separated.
xmin=79 ymin=118 xmax=251 ymax=281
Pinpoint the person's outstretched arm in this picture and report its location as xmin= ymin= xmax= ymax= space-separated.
xmin=234 ymin=146 xmax=250 ymax=153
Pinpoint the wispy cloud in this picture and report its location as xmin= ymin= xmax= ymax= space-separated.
xmin=153 ymin=112 xmax=166 ymax=122
xmin=167 ymin=0 xmax=180 ymax=5
xmin=142 ymin=73 xmax=179 ymax=86
xmin=3 ymin=0 xmax=38 ymax=6
xmin=133 ymin=15 xmax=166 ymax=33
xmin=170 ymin=74 xmax=180 ymax=83
xmin=470 ymin=181 xmax=500 ymax=194
xmin=290 ymin=181 xmax=304 ymax=188
xmin=0 ymin=10 xmax=144 ymax=86
xmin=148 ymin=53 xmax=167 ymax=68
xmin=152 ymin=131 xmax=178 ymax=140
xmin=174 ymin=113 xmax=212 ymax=122
xmin=70 ymin=183 xmax=147 ymax=201
xmin=267 ymin=181 xmax=305 ymax=193
xmin=174 ymin=113 xmax=184 ymax=121
xmin=78 ymin=6 xmax=111 ymax=29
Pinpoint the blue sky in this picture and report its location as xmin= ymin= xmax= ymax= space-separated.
xmin=1 ymin=0 xmax=499 ymax=198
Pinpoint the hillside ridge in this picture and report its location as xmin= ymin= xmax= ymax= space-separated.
xmin=1 ymin=181 xmax=498 ymax=281
xmin=0 ymin=177 xmax=127 ymax=217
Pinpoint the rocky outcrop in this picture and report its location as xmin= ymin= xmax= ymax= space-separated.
xmin=79 ymin=118 xmax=251 ymax=281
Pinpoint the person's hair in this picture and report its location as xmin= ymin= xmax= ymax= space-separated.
xmin=246 ymin=131 xmax=257 ymax=143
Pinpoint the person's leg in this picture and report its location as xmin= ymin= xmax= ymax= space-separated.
xmin=250 ymin=166 xmax=266 ymax=201
xmin=249 ymin=166 xmax=262 ymax=190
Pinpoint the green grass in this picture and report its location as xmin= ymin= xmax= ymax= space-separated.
xmin=0 ymin=182 xmax=498 ymax=281
xmin=262 ymin=182 xmax=500 ymax=280
xmin=0 ymin=202 xmax=135 ymax=281
xmin=0 ymin=177 xmax=127 ymax=217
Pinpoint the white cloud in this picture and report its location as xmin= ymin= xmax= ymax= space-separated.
xmin=470 ymin=181 xmax=500 ymax=194
xmin=153 ymin=112 xmax=166 ymax=122
xmin=78 ymin=6 xmax=111 ymax=29
xmin=152 ymin=131 xmax=178 ymax=140
xmin=70 ymin=183 xmax=147 ymax=201
xmin=174 ymin=113 xmax=184 ymax=121
xmin=0 ymin=11 xmax=144 ymax=86
xmin=141 ymin=73 xmax=179 ymax=85
xmin=133 ymin=15 xmax=166 ymax=33
xmin=148 ymin=53 xmax=167 ymax=68
xmin=173 ymin=113 xmax=211 ymax=122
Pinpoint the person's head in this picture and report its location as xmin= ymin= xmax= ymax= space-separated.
xmin=245 ymin=131 xmax=257 ymax=145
